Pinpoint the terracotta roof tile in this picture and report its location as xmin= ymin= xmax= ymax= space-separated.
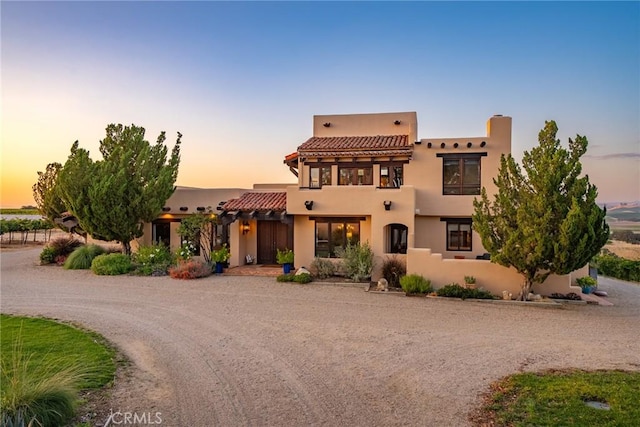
xmin=297 ymin=135 xmax=412 ymax=158
xmin=222 ymin=192 xmax=286 ymax=212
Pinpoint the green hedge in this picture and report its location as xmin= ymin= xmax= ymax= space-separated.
xmin=594 ymin=254 xmax=640 ymax=282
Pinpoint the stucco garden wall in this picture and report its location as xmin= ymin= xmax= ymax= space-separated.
xmin=407 ymin=248 xmax=586 ymax=297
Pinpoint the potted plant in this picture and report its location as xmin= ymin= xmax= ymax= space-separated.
xmin=212 ymin=244 xmax=231 ymax=274
xmin=576 ymin=276 xmax=597 ymax=294
xmin=276 ymin=248 xmax=294 ymax=274
xmin=464 ymin=275 xmax=477 ymax=289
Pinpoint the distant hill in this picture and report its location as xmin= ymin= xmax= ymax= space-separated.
xmin=604 ymin=203 xmax=640 ymax=222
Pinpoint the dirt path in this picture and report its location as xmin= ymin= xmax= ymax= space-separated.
xmin=1 ymin=248 xmax=639 ymax=426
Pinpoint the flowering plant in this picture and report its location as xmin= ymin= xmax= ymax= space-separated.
xmin=176 ymin=242 xmax=197 ymax=261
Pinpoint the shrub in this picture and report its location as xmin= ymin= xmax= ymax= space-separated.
xmin=168 ymin=260 xmax=212 ymax=279
xmin=64 ymin=245 xmax=105 ymax=270
xmin=276 ymin=273 xmax=313 ymax=284
xmin=49 ymin=236 xmax=83 ymax=257
xmin=310 ymin=257 xmax=335 ymax=279
xmin=39 ymin=246 xmax=57 ymax=265
xmin=39 ymin=236 xmax=83 ymax=265
xmin=400 ymin=274 xmax=432 ymax=294
xmin=436 ymin=283 xmax=494 ymax=300
xmin=293 ymin=273 xmax=313 ymax=284
xmin=91 ymin=254 xmax=132 ymax=275
xmin=335 ymin=241 xmax=375 ymax=282
xmin=276 ymin=273 xmax=296 ymax=282
xmin=593 ymin=253 xmax=640 ymax=282
xmin=382 ymin=256 xmax=406 ymax=288
xmin=175 ymin=242 xmax=196 ymax=262
xmin=133 ymin=244 xmax=175 ymax=276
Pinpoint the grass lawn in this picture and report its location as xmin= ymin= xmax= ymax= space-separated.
xmin=1 ymin=314 xmax=116 ymax=426
xmin=474 ymin=370 xmax=640 ymax=426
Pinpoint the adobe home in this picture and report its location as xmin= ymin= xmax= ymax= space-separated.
xmin=139 ymin=112 xmax=586 ymax=296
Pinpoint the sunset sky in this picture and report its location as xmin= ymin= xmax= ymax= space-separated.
xmin=2 ymin=1 xmax=638 ymax=208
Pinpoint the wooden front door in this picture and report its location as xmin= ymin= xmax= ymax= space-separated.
xmin=257 ymin=221 xmax=292 ymax=264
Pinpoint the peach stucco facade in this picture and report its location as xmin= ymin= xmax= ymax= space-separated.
xmin=142 ymin=111 xmax=584 ymax=297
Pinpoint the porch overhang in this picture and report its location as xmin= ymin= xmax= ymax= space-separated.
xmin=219 ymin=192 xmax=292 ymax=225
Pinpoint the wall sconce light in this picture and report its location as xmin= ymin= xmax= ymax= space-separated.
xmin=162 ymin=207 xmax=171 ymax=212
xmin=480 ymin=141 xmax=487 ymax=147
xmin=241 ymin=221 xmax=250 ymax=235
xmin=305 ymin=200 xmax=314 ymax=211
xmin=467 ymin=142 xmax=473 ymax=148
xmin=323 ymin=122 xmax=331 ymax=127
xmin=179 ymin=207 xmax=188 ymax=212
xmin=453 ymin=143 xmax=459 ymax=148
xmin=394 ymin=120 xmax=401 ymax=125
xmin=383 ymin=200 xmax=392 ymax=211
xmin=440 ymin=143 xmax=446 ymax=149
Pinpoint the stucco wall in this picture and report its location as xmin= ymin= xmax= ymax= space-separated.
xmin=407 ymin=248 xmax=585 ymax=297
xmin=312 ymin=111 xmax=417 ymax=142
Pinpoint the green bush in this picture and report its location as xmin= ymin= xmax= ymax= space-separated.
xmin=593 ymin=253 xmax=640 ymax=282
xmin=91 ymin=253 xmax=132 ymax=275
xmin=382 ymin=256 xmax=406 ymax=288
xmin=293 ymin=273 xmax=313 ymax=284
xmin=400 ymin=274 xmax=432 ymax=294
xmin=335 ymin=241 xmax=375 ymax=282
xmin=436 ymin=283 xmax=494 ymax=300
xmin=133 ymin=243 xmax=175 ymax=276
xmin=64 ymin=245 xmax=105 ymax=270
xmin=276 ymin=273 xmax=296 ymax=282
xmin=39 ymin=246 xmax=57 ymax=265
xmin=310 ymin=257 xmax=335 ymax=279
xmin=276 ymin=273 xmax=313 ymax=284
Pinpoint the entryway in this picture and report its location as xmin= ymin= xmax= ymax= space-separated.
xmin=257 ymin=221 xmax=293 ymax=264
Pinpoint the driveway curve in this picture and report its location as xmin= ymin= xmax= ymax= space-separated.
xmin=1 ymin=248 xmax=639 ymax=426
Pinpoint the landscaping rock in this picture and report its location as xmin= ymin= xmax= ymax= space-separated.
xmin=295 ymin=267 xmax=310 ymax=276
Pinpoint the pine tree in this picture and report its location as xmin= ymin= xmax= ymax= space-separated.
xmin=472 ymin=121 xmax=609 ymax=300
xmin=57 ymin=125 xmax=181 ymax=254
xmin=32 ymin=162 xmax=67 ymax=229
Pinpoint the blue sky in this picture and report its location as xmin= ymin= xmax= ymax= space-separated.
xmin=2 ymin=1 xmax=638 ymax=207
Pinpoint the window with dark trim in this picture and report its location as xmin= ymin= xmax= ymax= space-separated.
xmin=444 ymin=218 xmax=472 ymax=251
xmin=380 ymin=164 xmax=404 ymax=188
xmin=438 ymin=153 xmax=485 ymax=195
xmin=339 ymin=166 xmax=373 ymax=185
xmin=387 ymin=223 xmax=408 ymax=254
xmin=314 ymin=218 xmax=361 ymax=257
xmin=310 ymin=166 xmax=332 ymax=188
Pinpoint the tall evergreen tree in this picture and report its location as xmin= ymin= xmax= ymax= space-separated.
xmin=472 ymin=121 xmax=609 ymax=300
xmin=33 ymin=162 xmax=67 ymax=229
xmin=57 ymin=125 xmax=181 ymax=254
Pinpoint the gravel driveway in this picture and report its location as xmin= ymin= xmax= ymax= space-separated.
xmin=1 ymin=248 xmax=639 ymax=426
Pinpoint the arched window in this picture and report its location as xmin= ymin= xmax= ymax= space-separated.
xmin=386 ymin=224 xmax=408 ymax=254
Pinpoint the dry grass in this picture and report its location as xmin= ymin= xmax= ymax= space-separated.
xmin=604 ymin=240 xmax=640 ymax=261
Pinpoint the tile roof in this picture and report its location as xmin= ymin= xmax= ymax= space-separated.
xmin=221 ymin=192 xmax=287 ymax=212
xmin=298 ymin=135 xmax=412 ymax=158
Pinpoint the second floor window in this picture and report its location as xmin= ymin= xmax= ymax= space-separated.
xmin=310 ymin=166 xmax=331 ymax=188
xmin=339 ymin=166 xmax=373 ymax=186
xmin=380 ymin=164 xmax=404 ymax=188
xmin=441 ymin=154 xmax=484 ymax=195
